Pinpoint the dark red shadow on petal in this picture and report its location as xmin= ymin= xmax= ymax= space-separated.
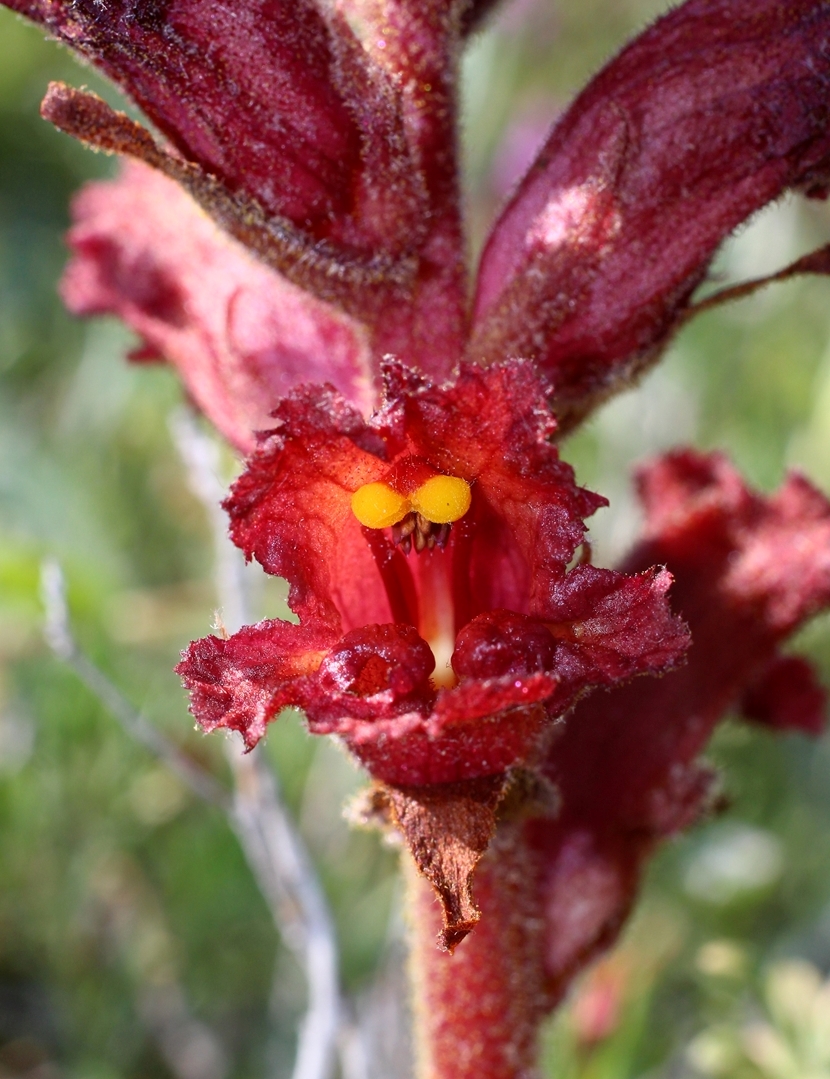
xmin=523 ymin=450 xmax=830 ymax=998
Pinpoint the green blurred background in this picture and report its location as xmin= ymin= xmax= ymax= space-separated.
xmin=2 ymin=2 xmax=830 ymax=1077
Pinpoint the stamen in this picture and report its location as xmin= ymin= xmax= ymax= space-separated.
xmin=351 ymin=481 xmax=410 ymax=528
xmin=351 ymin=463 xmax=471 ymax=555
xmin=391 ymin=512 xmax=453 ymax=554
xmin=391 ymin=514 xmax=417 ymax=554
xmin=410 ymin=475 xmax=471 ymax=525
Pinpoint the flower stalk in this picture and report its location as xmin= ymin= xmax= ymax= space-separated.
xmin=407 ymin=830 xmax=552 ymax=1079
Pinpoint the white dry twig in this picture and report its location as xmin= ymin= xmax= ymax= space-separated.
xmin=39 ymin=408 xmax=344 ymax=1079
xmin=41 ymin=557 xmax=341 ymax=1079
xmin=40 ymin=558 xmax=228 ymax=811
xmin=170 ymin=408 xmax=342 ymax=1079
xmin=229 ymin=748 xmax=342 ymax=1079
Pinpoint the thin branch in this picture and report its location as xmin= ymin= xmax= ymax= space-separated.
xmin=686 ymin=241 xmax=830 ymax=321
xmin=41 ymin=411 xmax=343 ymax=1079
xmin=170 ymin=408 xmax=342 ymax=1079
xmin=228 ymin=750 xmax=341 ymax=1079
xmin=337 ymin=1003 xmax=370 ymax=1079
xmin=40 ymin=559 xmax=229 ymax=811
xmin=40 ymin=556 xmax=340 ymax=1079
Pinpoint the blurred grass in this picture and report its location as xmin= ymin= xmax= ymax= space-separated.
xmin=1 ymin=2 xmax=830 ymax=1078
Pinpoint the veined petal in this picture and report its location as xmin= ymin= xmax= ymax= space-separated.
xmin=62 ymin=163 xmax=374 ymax=454
xmin=380 ymin=362 xmax=605 ymax=618
xmin=471 ymin=0 xmax=830 ymax=430
xmin=227 ymin=361 xmax=605 ymax=631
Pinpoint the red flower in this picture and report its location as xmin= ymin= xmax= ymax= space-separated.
xmin=8 ymin=0 xmax=830 ymax=980
xmin=416 ymin=453 xmax=830 ymax=1075
xmin=176 ymin=360 xmax=687 ymax=790
xmin=174 ymin=358 xmax=689 ymax=941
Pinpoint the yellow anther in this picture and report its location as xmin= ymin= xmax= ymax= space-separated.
xmin=410 ymin=474 xmax=471 ymax=525
xmin=351 ymin=482 xmax=410 ymax=529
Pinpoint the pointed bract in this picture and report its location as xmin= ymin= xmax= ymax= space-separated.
xmin=472 ymin=0 xmax=830 ymax=431
xmin=11 ymin=0 xmax=424 ymax=258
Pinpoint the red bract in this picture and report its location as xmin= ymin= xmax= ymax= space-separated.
xmin=14 ymin=0 xmax=422 ymax=255
xmin=23 ymin=0 xmax=469 ymax=381
xmin=471 ymin=0 xmax=830 ymax=431
xmin=12 ymin=0 xmax=829 ymax=447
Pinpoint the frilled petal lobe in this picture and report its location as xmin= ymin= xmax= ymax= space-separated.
xmin=523 ymin=451 xmax=830 ymax=995
xmin=543 ymin=564 xmax=689 ymax=684
xmin=225 ymin=385 xmax=396 ymax=631
xmin=471 ymin=0 xmax=830 ymax=430
xmin=181 ymin=362 xmax=687 ymax=789
xmin=226 ymin=361 xmax=604 ymax=630
xmin=180 ymin=614 xmax=560 ymax=786
xmin=62 ymin=163 xmax=373 ymax=454
xmin=176 ymin=619 xmax=335 ymax=747
xmin=453 ymin=566 xmax=690 ymax=713
xmin=11 ymin=0 xmax=421 ymax=256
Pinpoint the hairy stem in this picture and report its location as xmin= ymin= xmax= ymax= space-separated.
xmin=407 ymin=823 xmax=552 ymax=1079
xmin=363 ymin=0 xmax=470 ymax=373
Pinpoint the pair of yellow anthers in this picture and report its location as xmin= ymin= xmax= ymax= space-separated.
xmin=351 ymin=473 xmax=472 ymax=529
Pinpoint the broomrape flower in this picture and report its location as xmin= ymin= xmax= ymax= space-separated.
xmin=7 ymin=0 xmax=830 ymax=1074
